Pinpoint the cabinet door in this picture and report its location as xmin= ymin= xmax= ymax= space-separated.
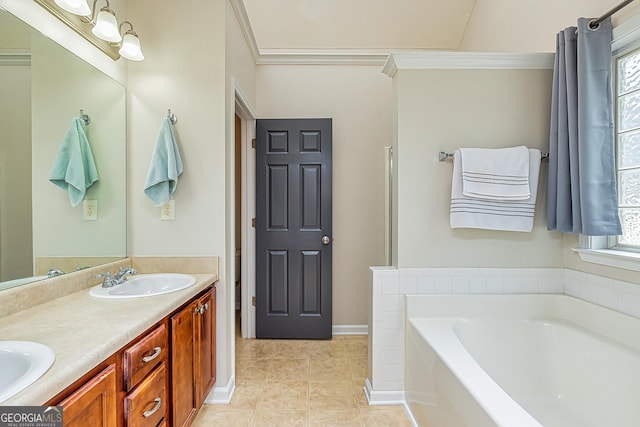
xmin=196 ymin=288 xmax=216 ymax=404
xmin=170 ymin=301 xmax=197 ymax=427
xmin=59 ymin=364 xmax=117 ymax=427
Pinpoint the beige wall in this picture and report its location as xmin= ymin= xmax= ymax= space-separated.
xmin=0 ymin=65 xmax=31 ymax=281
xmin=393 ymin=68 xmax=564 ymax=268
xmin=461 ymin=0 xmax=640 ymax=52
xmin=127 ymin=0 xmax=258 ymax=394
xmin=255 ymin=65 xmax=392 ymax=326
xmin=127 ymin=0 xmax=230 ymax=389
xmin=225 ymin=0 xmax=258 ymax=386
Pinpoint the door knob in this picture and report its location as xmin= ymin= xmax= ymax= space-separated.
xmin=322 ymin=236 xmax=331 ymax=245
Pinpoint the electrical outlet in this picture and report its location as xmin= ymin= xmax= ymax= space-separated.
xmin=160 ymin=200 xmax=175 ymax=220
xmin=83 ymin=200 xmax=97 ymax=220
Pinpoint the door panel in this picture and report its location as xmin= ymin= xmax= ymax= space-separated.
xmin=256 ymin=118 xmax=332 ymax=339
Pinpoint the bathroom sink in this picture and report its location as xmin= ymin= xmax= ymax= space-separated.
xmin=0 ymin=341 xmax=55 ymax=403
xmin=89 ymin=273 xmax=197 ymax=299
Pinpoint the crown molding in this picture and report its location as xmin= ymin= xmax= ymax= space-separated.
xmin=229 ymin=0 xmax=260 ymax=63
xmin=383 ymin=51 xmax=555 ymax=77
xmin=256 ymin=49 xmax=389 ymax=66
xmin=0 ymin=51 xmax=31 ymax=66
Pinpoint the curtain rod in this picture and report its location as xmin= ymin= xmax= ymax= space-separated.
xmin=590 ymin=0 xmax=636 ymax=28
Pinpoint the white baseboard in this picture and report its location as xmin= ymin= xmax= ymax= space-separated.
xmin=403 ymin=401 xmax=419 ymax=427
xmin=364 ymin=378 xmax=405 ymax=406
xmin=205 ymin=375 xmax=235 ymax=404
xmin=332 ymin=324 xmax=368 ymax=335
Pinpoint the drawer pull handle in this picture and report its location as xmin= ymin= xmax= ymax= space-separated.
xmin=143 ymin=398 xmax=162 ymax=418
xmin=142 ymin=347 xmax=162 ymax=363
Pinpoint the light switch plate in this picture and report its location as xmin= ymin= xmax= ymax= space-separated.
xmin=83 ymin=200 xmax=97 ymax=220
xmin=160 ymin=200 xmax=175 ymax=220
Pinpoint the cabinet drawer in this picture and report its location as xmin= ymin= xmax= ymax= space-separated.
xmin=124 ymin=323 xmax=167 ymax=391
xmin=124 ymin=363 xmax=167 ymax=427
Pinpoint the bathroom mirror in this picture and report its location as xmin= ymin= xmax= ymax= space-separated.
xmin=0 ymin=9 xmax=126 ymax=290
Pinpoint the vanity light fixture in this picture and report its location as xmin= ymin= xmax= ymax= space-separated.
xmin=54 ymin=0 xmax=91 ymax=16
xmin=118 ymin=21 xmax=144 ymax=61
xmin=91 ymin=0 xmax=121 ymax=43
xmin=35 ymin=0 xmax=144 ymax=61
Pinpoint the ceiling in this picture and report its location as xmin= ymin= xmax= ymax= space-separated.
xmin=242 ymin=0 xmax=477 ymax=51
xmin=241 ymin=0 xmax=640 ymax=56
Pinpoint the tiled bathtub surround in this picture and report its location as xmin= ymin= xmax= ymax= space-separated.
xmin=367 ymin=266 xmax=640 ymax=405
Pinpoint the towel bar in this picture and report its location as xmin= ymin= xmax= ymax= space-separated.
xmin=438 ymin=151 xmax=549 ymax=162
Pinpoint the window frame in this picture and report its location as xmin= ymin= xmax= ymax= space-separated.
xmin=613 ymin=42 xmax=640 ymax=252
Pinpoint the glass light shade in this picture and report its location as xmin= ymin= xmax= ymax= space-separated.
xmin=92 ymin=9 xmax=121 ymax=43
xmin=119 ymin=33 xmax=144 ymax=61
xmin=54 ymin=0 xmax=91 ymax=16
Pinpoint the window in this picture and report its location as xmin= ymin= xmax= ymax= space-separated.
xmin=616 ymin=46 xmax=640 ymax=249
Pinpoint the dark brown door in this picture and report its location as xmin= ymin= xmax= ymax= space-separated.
xmin=256 ymin=118 xmax=332 ymax=339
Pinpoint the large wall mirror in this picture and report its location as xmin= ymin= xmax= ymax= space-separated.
xmin=0 ymin=8 xmax=126 ymax=290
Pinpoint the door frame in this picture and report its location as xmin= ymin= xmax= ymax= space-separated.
xmin=235 ymin=82 xmax=256 ymax=339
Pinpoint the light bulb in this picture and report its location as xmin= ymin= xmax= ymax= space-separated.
xmin=92 ymin=8 xmax=121 ymax=43
xmin=54 ymin=0 xmax=91 ymax=16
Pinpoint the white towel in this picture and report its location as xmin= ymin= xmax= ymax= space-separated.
xmin=144 ymin=117 xmax=183 ymax=206
xmin=460 ymin=146 xmax=530 ymax=200
xmin=450 ymin=149 xmax=541 ymax=232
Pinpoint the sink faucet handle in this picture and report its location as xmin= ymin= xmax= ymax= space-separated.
xmin=96 ymin=272 xmax=118 ymax=288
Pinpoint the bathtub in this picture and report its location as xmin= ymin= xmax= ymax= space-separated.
xmin=405 ymin=294 xmax=640 ymax=427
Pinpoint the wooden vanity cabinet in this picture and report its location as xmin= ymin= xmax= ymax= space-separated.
xmin=47 ymin=284 xmax=215 ymax=427
xmin=58 ymin=364 xmax=118 ymax=427
xmin=170 ymin=287 xmax=216 ymax=427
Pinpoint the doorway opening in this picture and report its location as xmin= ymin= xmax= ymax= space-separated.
xmin=234 ymin=85 xmax=256 ymax=339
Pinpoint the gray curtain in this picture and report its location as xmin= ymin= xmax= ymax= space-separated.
xmin=546 ymin=17 xmax=622 ymax=236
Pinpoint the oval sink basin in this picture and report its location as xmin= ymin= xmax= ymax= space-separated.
xmin=89 ymin=273 xmax=197 ymax=299
xmin=0 ymin=341 xmax=55 ymax=403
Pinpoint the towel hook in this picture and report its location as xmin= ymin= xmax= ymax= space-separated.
xmin=79 ymin=110 xmax=91 ymax=126
xmin=167 ymin=109 xmax=177 ymax=125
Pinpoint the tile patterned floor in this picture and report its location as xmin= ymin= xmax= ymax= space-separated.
xmin=192 ymin=331 xmax=413 ymax=426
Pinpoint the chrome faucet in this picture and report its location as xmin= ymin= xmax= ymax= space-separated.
xmin=114 ymin=266 xmax=138 ymax=283
xmin=96 ymin=272 xmax=118 ymax=288
xmin=96 ymin=267 xmax=138 ymax=288
xmin=46 ymin=268 xmax=65 ymax=278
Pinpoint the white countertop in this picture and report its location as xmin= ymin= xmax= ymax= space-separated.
xmin=0 ymin=273 xmax=217 ymax=406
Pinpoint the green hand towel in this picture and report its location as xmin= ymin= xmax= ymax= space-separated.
xmin=49 ymin=117 xmax=99 ymax=207
xmin=144 ymin=117 xmax=183 ymax=206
